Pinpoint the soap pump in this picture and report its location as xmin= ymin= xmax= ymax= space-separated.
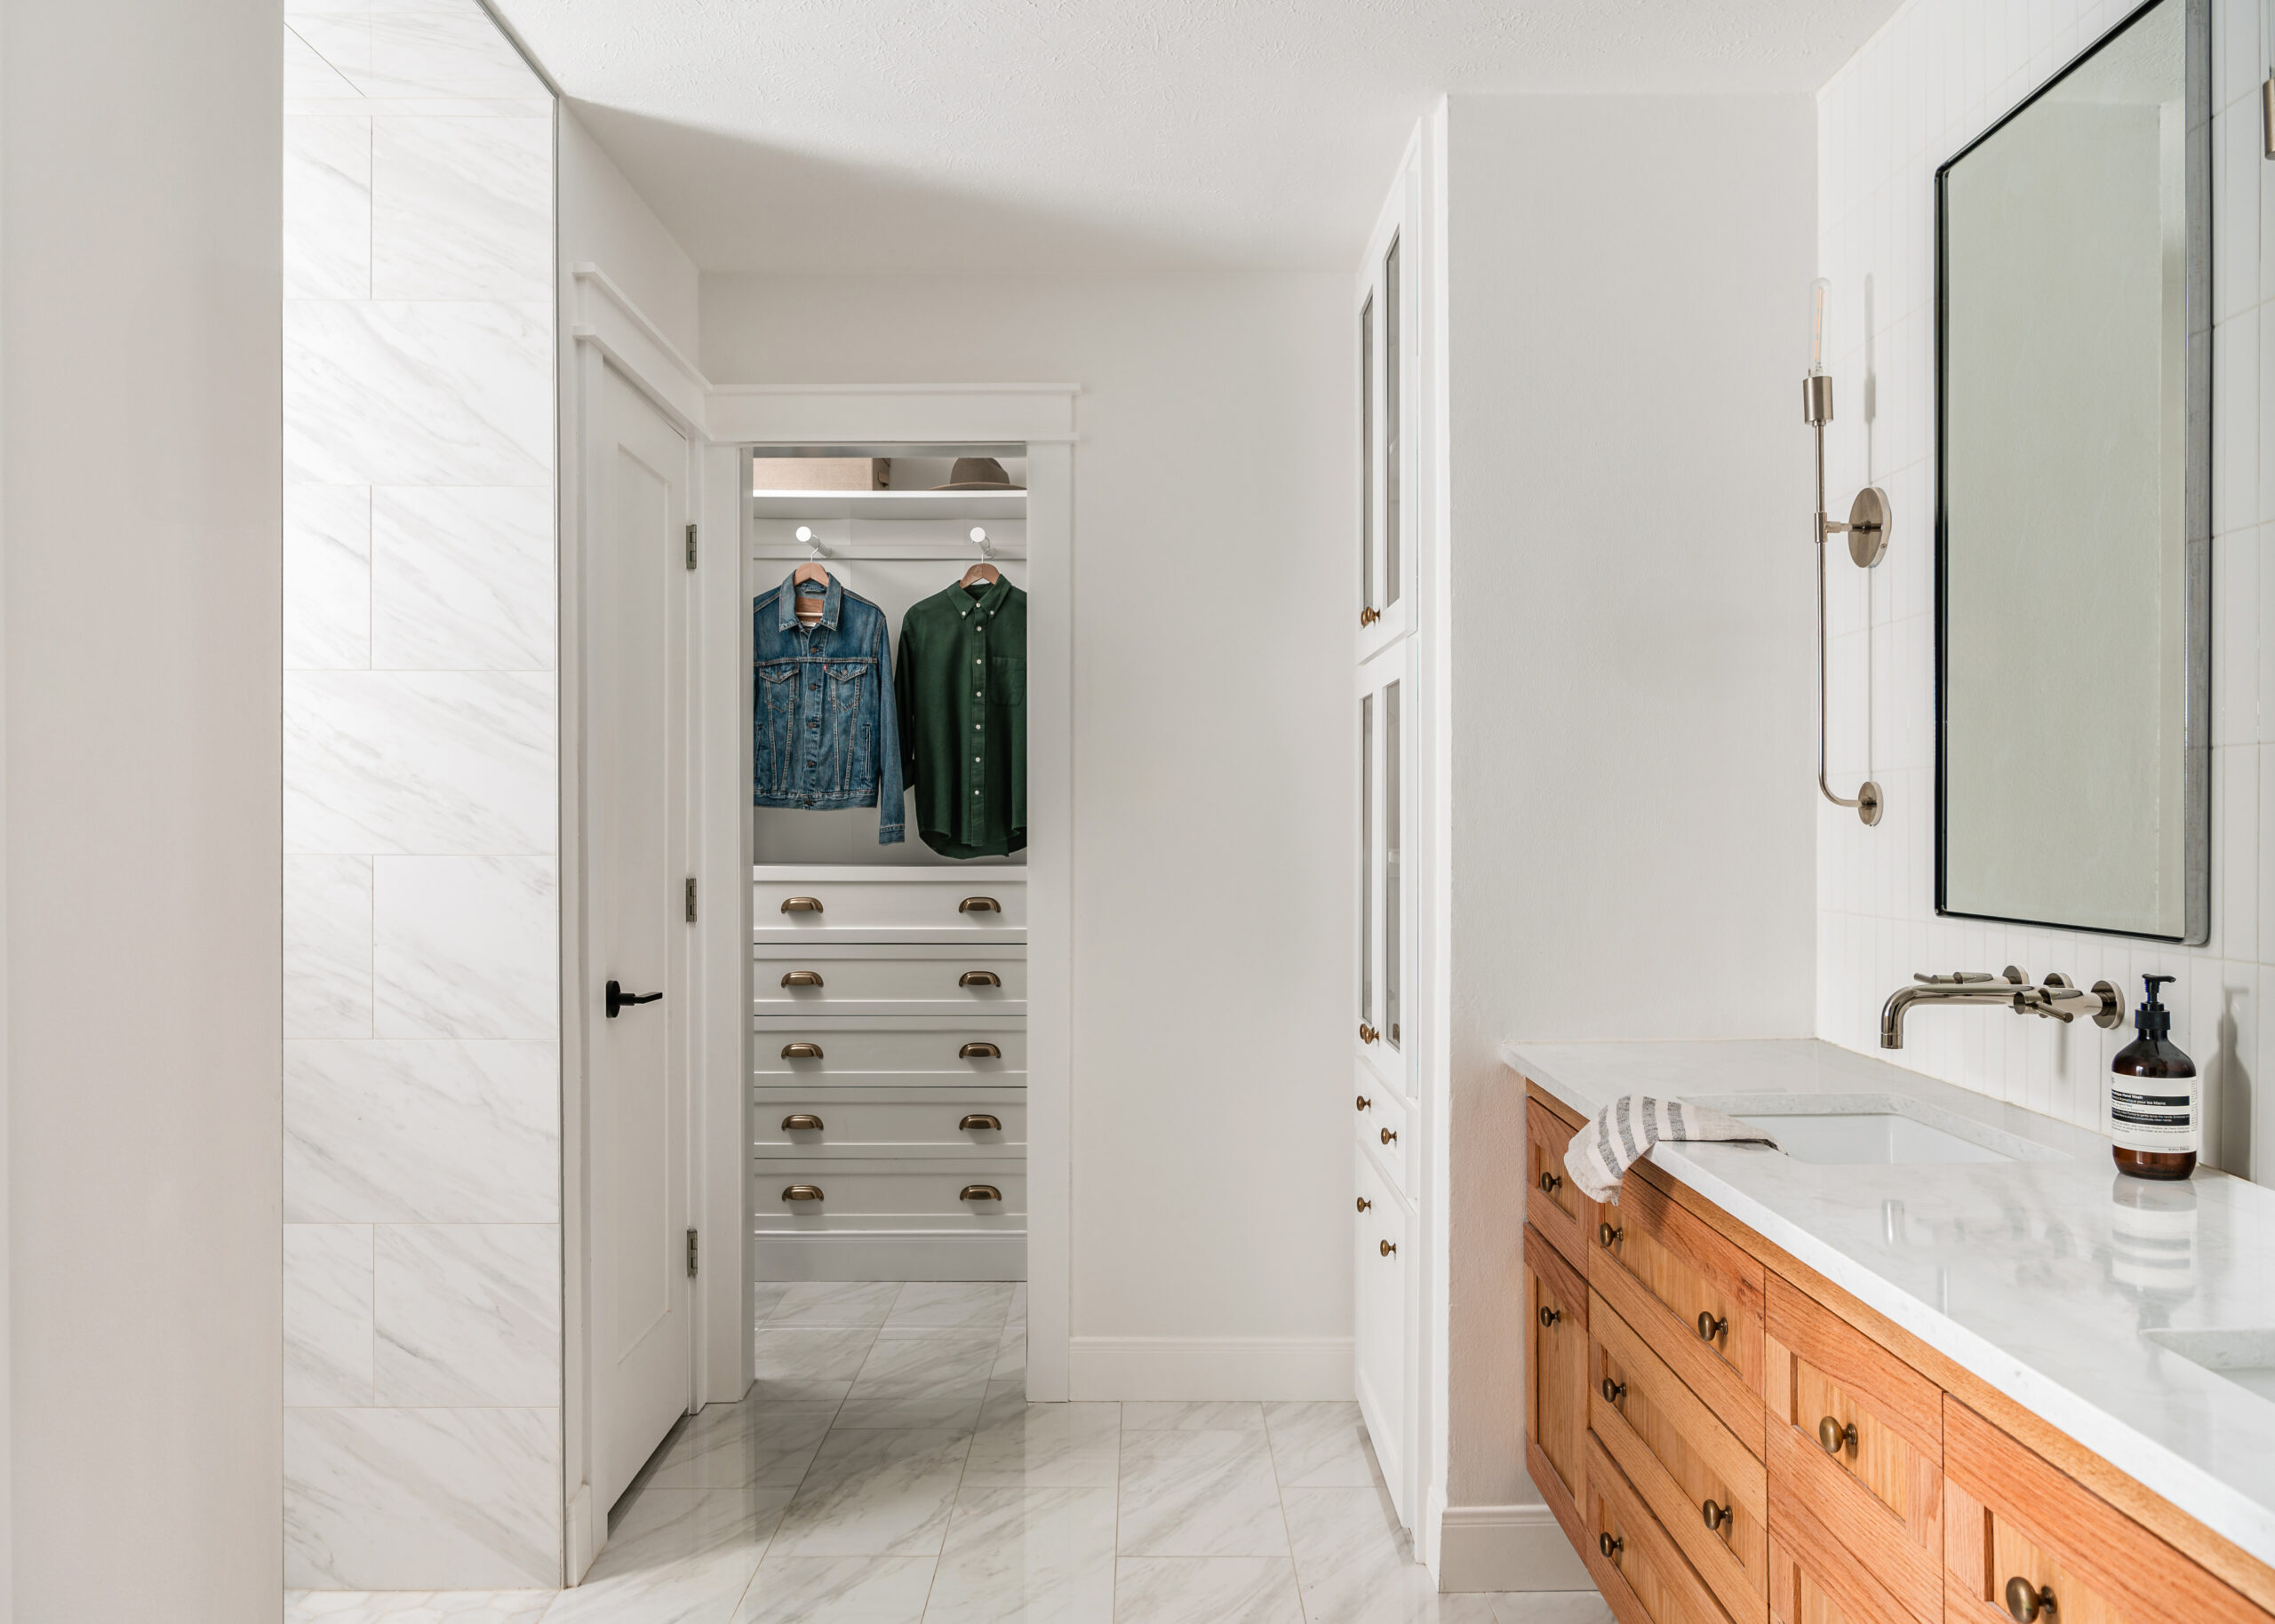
xmin=2110 ymin=974 xmax=2196 ymax=1181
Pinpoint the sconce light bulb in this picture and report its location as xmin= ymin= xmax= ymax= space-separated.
xmin=970 ymin=527 xmax=987 ymax=544
xmin=1809 ymin=277 xmax=1830 ymax=375
xmin=794 ymin=525 xmax=815 ymax=544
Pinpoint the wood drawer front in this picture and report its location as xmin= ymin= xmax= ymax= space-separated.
xmin=1766 ymin=1469 xmax=1914 ymax=1624
xmin=1591 ymin=1290 xmax=1768 ymax=1624
xmin=752 ymin=1087 xmax=1026 ymax=1154
xmin=1589 ymin=1174 xmax=1766 ymax=1453
xmin=754 ymin=872 xmax=1026 ymax=942
xmin=1944 ymin=1399 xmax=2267 ymax=1624
xmin=1528 ymin=1097 xmax=1597 ymax=1273
xmin=1585 ymin=1433 xmax=1738 ymax=1624
xmin=752 ymin=1020 xmax=1026 ymax=1085
xmin=752 ymin=1160 xmax=1025 ymax=1230
xmin=1763 ymin=1277 xmax=1942 ymax=1624
xmin=754 ymin=946 xmax=1026 ymax=1016
xmin=1525 ymin=1222 xmax=1590 ymax=1539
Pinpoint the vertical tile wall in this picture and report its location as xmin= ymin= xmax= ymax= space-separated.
xmin=1816 ymin=0 xmax=2275 ymax=1179
xmin=281 ymin=0 xmax=563 ymax=1588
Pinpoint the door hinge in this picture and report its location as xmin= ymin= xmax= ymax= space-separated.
xmin=686 ymin=1228 xmax=698 ymax=1278
xmin=684 ymin=875 xmax=698 ymax=922
xmin=685 ymin=522 xmax=698 ymax=570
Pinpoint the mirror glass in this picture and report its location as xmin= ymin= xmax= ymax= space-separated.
xmin=1937 ymin=0 xmax=2207 ymax=942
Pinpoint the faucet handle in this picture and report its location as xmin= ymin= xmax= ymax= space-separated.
xmin=1913 ymin=970 xmax=1998 ymax=985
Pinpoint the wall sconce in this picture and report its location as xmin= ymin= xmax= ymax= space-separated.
xmin=1806 ymin=278 xmax=1888 ymax=827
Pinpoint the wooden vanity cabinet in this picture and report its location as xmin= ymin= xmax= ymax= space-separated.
xmin=1588 ymin=1431 xmax=1740 ymax=1624
xmin=1526 ymin=1221 xmax=1591 ymax=1552
xmin=1529 ymin=1096 xmax=1599 ymax=1273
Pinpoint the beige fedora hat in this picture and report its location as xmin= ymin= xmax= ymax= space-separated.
xmin=932 ymin=456 xmax=1024 ymax=490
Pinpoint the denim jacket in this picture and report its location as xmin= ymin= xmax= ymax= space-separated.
xmin=754 ymin=570 xmax=905 ymax=844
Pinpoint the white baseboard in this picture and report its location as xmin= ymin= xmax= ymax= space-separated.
xmin=753 ymin=1231 xmax=1026 ymax=1282
xmin=1066 ymin=1335 xmax=1353 ymax=1401
xmin=1437 ymin=1502 xmax=1593 ymax=1593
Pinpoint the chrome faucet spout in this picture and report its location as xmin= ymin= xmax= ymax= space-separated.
xmin=1879 ymin=967 xmax=2123 ymax=1048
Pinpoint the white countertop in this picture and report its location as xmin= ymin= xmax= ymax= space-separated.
xmin=1501 ymin=1037 xmax=2275 ymax=1572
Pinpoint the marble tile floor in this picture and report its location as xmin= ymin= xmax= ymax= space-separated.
xmin=288 ymin=1282 xmax=1611 ymax=1624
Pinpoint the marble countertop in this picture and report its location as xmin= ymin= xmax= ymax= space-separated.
xmin=1500 ymin=1037 xmax=2275 ymax=1572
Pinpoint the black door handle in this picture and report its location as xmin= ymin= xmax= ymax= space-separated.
xmin=605 ymin=980 xmax=662 ymax=1018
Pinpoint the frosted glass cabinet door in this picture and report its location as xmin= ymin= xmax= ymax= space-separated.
xmin=1354 ymin=641 xmax=1410 ymax=1093
xmin=1355 ymin=149 xmax=1417 ymax=661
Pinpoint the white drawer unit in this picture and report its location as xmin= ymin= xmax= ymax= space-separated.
xmin=752 ymin=1018 xmax=1026 ymax=1086
xmin=1353 ymin=1061 xmax=1411 ymax=1197
xmin=754 ymin=866 xmax=1027 ymax=944
xmin=754 ymin=1160 xmax=1027 ymax=1230
xmin=752 ymin=1088 xmax=1026 ymax=1155
xmin=754 ymin=943 xmax=1027 ymax=1017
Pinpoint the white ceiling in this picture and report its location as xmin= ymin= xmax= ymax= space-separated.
xmin=495 ymin=0 xmax=1901 ymax=275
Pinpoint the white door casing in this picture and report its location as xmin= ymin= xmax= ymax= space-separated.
xmin=588 ymin=361 xmax=693 ymax=1515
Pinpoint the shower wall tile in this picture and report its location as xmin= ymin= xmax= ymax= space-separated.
xmin=372 ymin=485 xmax=555 ymax=670
xmin=284 ymin=1405 xmax=562 ymax=1588
xmin=283 ymin=299 xmax=554 ymax=486
xmin=286 ymin=1223 xmax=375 ymax=1407
xmin=374 ymin=856 xmax=558 ymax=1039
xmin=285 ymin=116 xmax=371 ymax=299
xmin=286 ymin=485 xmax=372 ymax=671
xmin=287 ymin=855 xmax=375 ymax=1039
xmin=285 ymin=1039 xmax=558 ymax=1225
xmin=287 ymin=20 xmax=368 ymax=100
xmin=285 ymin=669 xmax=556 ymax=856
xmin=365 ymin=8 xmax=547 ymax=100
xmin=372 ymin=116 xmax=551 ymax=301
xmin=374 ymin=1224 xmax=560 ymax=1406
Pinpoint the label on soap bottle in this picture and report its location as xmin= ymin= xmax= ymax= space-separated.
xmin=2110 ymin=1082 xmax=2197 ymax=1153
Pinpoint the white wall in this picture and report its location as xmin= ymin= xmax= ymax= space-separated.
xmin=1812 ymin=0 xmax=2275 ymax=1180
xmin=562 ymin=109 xmax=700 ymax=361
xmin=3 ymin=0 xmax=283 ymax=1617
xmin=1441 ymin=93 xmax=1817 ymax=1514
xmin=702 ymin=273 xmax=1355 ymax=1384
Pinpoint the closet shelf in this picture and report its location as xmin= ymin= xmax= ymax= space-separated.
xmin=748 ymin=490 xmax=1027 ymax=521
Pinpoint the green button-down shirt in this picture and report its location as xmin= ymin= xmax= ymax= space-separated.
xmin=895 ymin=577 xmax=1026 ymax=859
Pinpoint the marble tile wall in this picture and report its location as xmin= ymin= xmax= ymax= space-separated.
xmin=1815 ymin=0 xmax=2275 ymax=1180
xmin=282 ymin=0 xmax=563 ymax=1589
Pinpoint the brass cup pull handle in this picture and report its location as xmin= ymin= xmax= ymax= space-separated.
xmin=1598 ymin=1222 xmax=1623 ymax=1249
xmin=1538 ymin=1305 xmax=1561 ymax=1328
xmin=780 ymin=1042 xmax=825 ymax=1060
xmin=959 ymin=1041 xmax=1002 ymax=1060
xmin=780 ymin=896 xmax=824 ymax=913
xmin=1537 ymin=1170 xmax=1563 ymax=1194
xmin=1816 ymin=1416 xmax=1857 ymax=1457
xmin=2004 ymin=1578 xmax=2057 ymax=1622
xmin=1380 ymin=1127 xmax=1397 ymax=1145
xmin=959 ymin=1113 xmax=1002 ymax=1132
xmin=1600 ymin=1378 xmax=1625 ymax=1405
xmin=1379 ymin=1239 xmax=1396 ymax=1257
xmin=1702 ymin=1500 xmax=1733 ymax=1537
xmin=1598 ymin=1532 xmax=1623 ymax=1563
xmin=959 ymin=896 xmax=1002 ymax=913
xmin=961 ymin=1184 xmax=1002 ymax=1202
xmin=780 ymin=970 xmax=824 ymax=988
xmin=781 ymin=1184 xmax=824 ymax=1202
xmin=1355 ymin=1095 xmax=1371 ymax=1111
xmin=1355 ymin=1196 xmax=1371 ymax=1213
xmin=959 ymin=970 xmax=1002 ymax=988
xmin=1696 ymin=1311 xmax=1728 ymax=1344
xmin=780 ymin=1114 xmax=824 ymax=1132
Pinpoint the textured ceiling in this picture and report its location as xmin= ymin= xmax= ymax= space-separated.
xmin=496 ymin=0 xmax=1900 ymax=273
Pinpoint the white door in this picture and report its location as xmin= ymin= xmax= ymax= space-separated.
xmin=590 ymin=362 xmax=691 ymax=1514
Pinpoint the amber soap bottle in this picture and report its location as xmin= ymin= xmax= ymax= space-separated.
xmin=2110 ymin=974 xmax=2197 ymax=1180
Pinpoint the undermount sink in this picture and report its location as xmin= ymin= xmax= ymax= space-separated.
xmin=2143 ymin=1331 xmax=2275 ymax=1404
xmin=1685 ymin=1093 xmax=2070 ymax=1166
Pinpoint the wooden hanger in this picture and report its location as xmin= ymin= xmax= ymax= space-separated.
xmin=960 ymin=525 xmax=1000 ymax=590
xmin=792 ymin=527 xmax=829 ymax=623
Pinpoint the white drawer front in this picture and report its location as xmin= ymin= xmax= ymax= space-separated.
xmin=1353 ymin=1062 xmax=1410 ymax=1197
xmin=753 ymin=1019 xmax=1026 ymax=1086
xmin=753 ymin=1088 xmax=1026 ymax=1155
xmin=754 ymin=1159 xmax=1026 ymax=1231
xmin=754 ymin=872 xmax=1026 ymax=943
xmin=754 ymin=945 xmax=1026 ymax=1017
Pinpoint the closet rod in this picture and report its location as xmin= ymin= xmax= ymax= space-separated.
xmin=749 ymin=547 xmax=1029 ymax=562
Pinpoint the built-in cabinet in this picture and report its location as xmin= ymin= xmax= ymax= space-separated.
xmin=1519 ymin=1080 xmax=2275 ymax=1624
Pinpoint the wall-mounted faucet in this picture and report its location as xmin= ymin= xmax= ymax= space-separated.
xmin=1880 ymin=967 xmax=2124 ymax=1049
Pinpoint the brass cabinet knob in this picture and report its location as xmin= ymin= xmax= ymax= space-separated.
xmin=959 ymin=969 xmax=1002 ymax=988
xmin=1356 ymin=1095 xmax=1371 ymax=1111
xmin=1702 ymin=1500 xmax=1732 ymax=1537
xmin=780 ymin=1114 xmax=824 ymax=1132
xmin=780 ymin=896 xmax=824 ymax=913
xmin=1380 ymin=1127 xmax=1397 ymax=1145
xmin=780 ymin=1042 xmax=824 ymax=1060
xmin=959 ymin=1041 xmax=1002 ymax=1060
xmin=1355 ymin=1196 xmax=1371 ymax=1213
xmin=960 ymin=1184 xmax=1002 ymax=1202
xmin=1598 ymin=1532 xmax=1623 ymax=1563
xmin=1537 ymin=1170 xmax=1563 ymax=1194
xmin=1360 ymin=605 xmax=1381 ymax=627
xmin=1358 ymin=1023 xmax=1379 ymax=1044
xmin=1598 ymin=1222 xmax=1623 ymax=1249
xmin=959 ymin=1113 xmax=1002 ymax=1132
xmin=1600 ymin=1377 xmax=1625 ymax=1405
xmin=1816 ymin=1415 xmax=1857 ymax=1457
xmin=780 ymin=970 xmax=824 ymax=988
xmin=1538 ymin=1305 xmax=1561 ymax=1328
xmin=1696 ymin=1311 xmax=1728 ymax=1344
xmin=2003 ymin=1578 xmax=2057 ymax=1622
xmin=781 ymin=1184 xmax=824 ymax=1202
xmin=1379 ymin=1239 xmax=1396 ymax=1257
xmin=959 ymin=896 xmax=1002 ymax=913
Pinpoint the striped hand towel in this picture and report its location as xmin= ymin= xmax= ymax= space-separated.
xmin=1563 ymin=1095 xmax=1782 ymax=1204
